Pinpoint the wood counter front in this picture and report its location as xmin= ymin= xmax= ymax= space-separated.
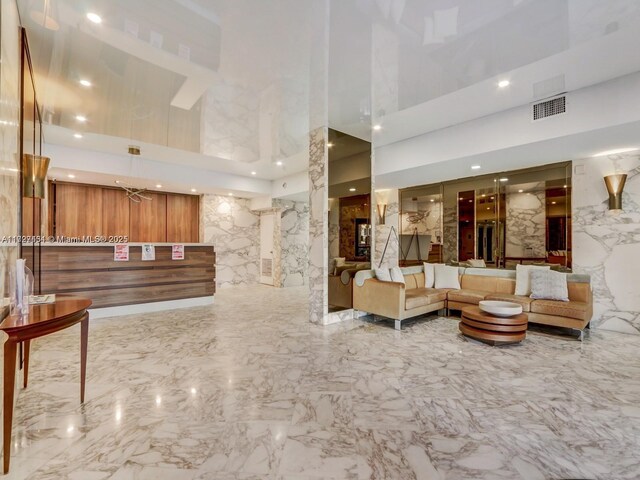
xmin=25 ymin=245 xmax=215 ymax=308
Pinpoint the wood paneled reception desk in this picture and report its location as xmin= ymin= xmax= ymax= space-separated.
xmin=24 ymin=243 xmax=215 ymax=308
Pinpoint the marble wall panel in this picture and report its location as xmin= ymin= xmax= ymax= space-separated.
xmin=328 ymin=197 xmax=340 ymax=268
xmin=308 ymin=127 xmax=328 ymax=324
xmin=505 ymin=186 xmax=546 ymax=258
xmin=573 ymin=152 xmax=640 ymax=334
xmin=201 ymin=195 xmax=260 ymax=289
xmin=274 ymin=199 xmax=309 ymax=287
xmin=442 ymin=205 xmax=458 ymax=264
xmin=373 ymin=190 xmax=399 ymax=269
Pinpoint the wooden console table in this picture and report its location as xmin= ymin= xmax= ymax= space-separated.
xmin=0 ymin=295 xmax=91 ymax=474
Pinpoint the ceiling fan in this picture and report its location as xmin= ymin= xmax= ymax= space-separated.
xmin=116 ymin=145 xmax=152 ymax=202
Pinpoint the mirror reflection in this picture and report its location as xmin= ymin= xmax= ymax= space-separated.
xmin=328 ymin=129 xmax=372 ymax=312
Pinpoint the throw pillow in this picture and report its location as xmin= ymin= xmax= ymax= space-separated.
xmin=530 ymin=269 xmax=569 ymax=301
xmin=374 ymin=268 xmax=392 ymax=282
xmin=423 ymin=262 xmax=443 ymax=288
xmin=390 ymin=266 xmax=405 ymax=284
xmin=467 ymin=259 xmax=486 ymax=268
xmin=434 ymin=264 xmax=461 ymax=289
xmin=514 ymin=264 xmax=550 ymax=296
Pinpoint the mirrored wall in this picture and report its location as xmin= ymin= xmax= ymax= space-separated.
xmin=327 ymin=129 xmax=371 ymax=311
xmin=400 ymin=162 xmax=572 ymax=271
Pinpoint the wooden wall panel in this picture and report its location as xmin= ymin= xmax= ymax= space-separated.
xmin=55 ymin=183 xmax=103 ymax=237
xmin=167 ymin=194 xmax=199 ymax=242
xmin=129 ymin=193 xmax=167 ymax=242
xmin=101 ymin=188 xmax=130 ymax=238
xmin=22 ymin=197 xmax=41 ymax=236
xmin=25 ymin=245 xmax=215 ymax=308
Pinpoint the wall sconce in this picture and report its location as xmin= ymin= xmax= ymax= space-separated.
xmin=22 ymin=154 xmax=50 ymax=198
xmin=604 ymin=174 xmax=627 ymax=211
xmin=377 ymin=204 xmax=387 ymax=225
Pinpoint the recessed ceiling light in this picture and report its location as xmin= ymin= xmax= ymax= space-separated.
xmin=563 ymin=184 xmax=567 ymax=188
xmin=498 ymin=80 xmax=510 ymax=88
xmin=518 ymin=189 xmax=523 ymax=193
xmin=156 ymin=184 xmax=162 ymax=188
xmin=471 ymin=165 xmax=481 ymax=170
xmin=276 ymin=161 xmax=283 ymax=166
xmin=79 ymin=79 xmax=92 ymax=87
xmin=592 ymin=147 xmax=638 ymax=157
xmin=349 ymin=187 xmax=356 ymax=192
xmin=430 ymin=199 xmax=434 ymax=202
xmin=228 ymin=192 xmax=233 ymax=196
xmin=115 ymin=180 xmax=120 ymax=184
xmin=481 ymin=194 xmax=486 ymax=197
xmin=75 ymin=115 xmax=87 ymax=122
xmin=86 ymin=12 xmax=102 ymax=24
xmin=327 ymin=142 xmax=334 ymax=147
xmin=499 ymin=178 xmax=508 ymax=182
xmin=487 ymin=207 xmax=490 ymax=210
xmin=552 ymin=201 xmax=557 ymax=205
xmin=490 ymin=197 xmax=494 ymax=200
xmin=73 ymin=133 xmax=83 ymax=139
xmin=67 ymin=174 xmax=75 ymax=179
xmin=459 ymin=197 xmax=463 ymax=201
xmin=191 ymin=188 xmax=197 ymax=192
xmin=372 ymin=124 xmax=382 ymax=131
xmin=250 ymin=171 xmax=257 ymax=175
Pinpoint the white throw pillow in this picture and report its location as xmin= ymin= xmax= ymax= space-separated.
xmin=389 ymin=266 xmax=405 ymax=284
xmin=423 ymin=263 xmax=443 ymax=288
xmin=467 ymin=259 xmax=486 ymax=268
xmin=530 ymin=269 xmax=569 ymax=301
xmin=514 ymin=264 xmax=550 ymax=296
xmin=434 ymin=264 xmax=460 ymax=289
xmin=374 ymin=268 xmax=392 ymax=282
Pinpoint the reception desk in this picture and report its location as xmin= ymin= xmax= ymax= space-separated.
xmin=24 ymin=243 xmax=215 ymax=308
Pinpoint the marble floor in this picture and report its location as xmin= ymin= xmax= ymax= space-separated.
xmin=4 ymin=285 xmax=640 ymax=479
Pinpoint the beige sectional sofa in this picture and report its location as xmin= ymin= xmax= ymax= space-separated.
xmin=353 ymin=266 xmax=592 ymax=336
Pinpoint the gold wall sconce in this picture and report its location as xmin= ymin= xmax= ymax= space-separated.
xmin=377 ymin=204 xmax=387 ymax=225
xmin=22 ymin=154 xmax=50 ymax=198
xmin=604 ymin=174 xmax=627 ymax=211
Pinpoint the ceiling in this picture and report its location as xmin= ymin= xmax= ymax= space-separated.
xmin=20 ymin=0 xmax=640 ymax=194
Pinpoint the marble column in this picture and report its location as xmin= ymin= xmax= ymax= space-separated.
xmin=373 ymin=189 xmax=399 ymax=269
xmin=308 ymin=127 xmax=329 ymax=324
xmin=505 ymin=184 xmax=546 ymax=258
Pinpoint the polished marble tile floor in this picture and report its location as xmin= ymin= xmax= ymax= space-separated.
xmin=5 ymin=285 xmax=640 ymax=479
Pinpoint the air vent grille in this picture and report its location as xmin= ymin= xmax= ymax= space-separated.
xmin=261 ymin=258 xmax=273 ymax=277
xmin=533 ymin=96 xmax=566 ymax=120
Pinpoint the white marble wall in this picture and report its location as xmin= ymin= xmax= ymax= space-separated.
xmin=505 ymin=185 xmax=546 ymax=258
xmin=401 ymin=201 xmax=442 ymax=238
xmin=442 ymin=205 xmax=458 ymax=264
xmin=328 ymin=197 xmax=340 ymax=268
xmin=373 ymin=189 xmax=399 ymax=269
xmin=308 ymin=127 xmax=328 ymax=324
xmin=274 ymin=199 xmax=309 ymax=287
xmin=573 ymin=152 xmax=640 ymax=335
xmin=201 ymin=195 xmax=260 ymax=289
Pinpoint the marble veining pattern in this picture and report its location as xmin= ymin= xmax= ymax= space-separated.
xmin=308 ymin=127 xmax=329 ymax=324
xmin=8 ymin=285 xmax=640 ymax=479
xmin=442 ymin=205 xmax=458 ymax=264
xmin=274 ymin=199 xmax=309 ymax=287
xmin=505 ymin=186 xmax=546 ymax=258
xmin=201 ymin=195 xmax=260 ymax=288
xmin=573 ymin=152 xmax=640 ymax=334
xmin=374 ymin=197 xmax=399 ymax=269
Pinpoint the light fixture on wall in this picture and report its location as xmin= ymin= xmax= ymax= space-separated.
xmin=22 ymin=154 xmax=50 ymax=198
xmin=377 ymin=204 xmax=387 ymax=225
xmin=604 ymin=174 xmax=627 ymax=211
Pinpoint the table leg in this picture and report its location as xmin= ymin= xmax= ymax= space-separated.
xmin=4 ymin=340 xmax=17 ymax=474
xmin=80 ymin=314 xmax=89 ymax=403
xmin=23 ymin=340 xmax=30 ymax=389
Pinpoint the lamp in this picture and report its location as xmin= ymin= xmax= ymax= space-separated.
xmin=604 ymin=174 xmax=627 ymax=211
xmin=377 ymin=203 xmax=387 ymax=225
xmin=22 ymin=154 xmax=50 ymax=198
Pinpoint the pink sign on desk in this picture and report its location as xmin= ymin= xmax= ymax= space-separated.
xmin=172 ymin=244 xmax=185 ymax=260
xmin=114 ymin=244 xmax=129 ymax=261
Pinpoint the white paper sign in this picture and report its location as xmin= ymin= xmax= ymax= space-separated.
xmin=114 ymin=244 xmax=129 ymax=261
xmin=172 ymin=244 xmax=185 ymax=260
xmin=142 ymin=244 xmax=156 ymax=261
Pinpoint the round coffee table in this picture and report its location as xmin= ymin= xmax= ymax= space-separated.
xmin=459 ymin=305 xmax=528 ymax=345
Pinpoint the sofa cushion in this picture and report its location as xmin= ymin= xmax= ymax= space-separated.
xmin=515 ymin=264 xmax=550 ymax=296
xmin=484 ymin=293 xmax=535 ymax=312
xmin=405 ymin=288 xmax=448 ymax=310
xmin=447 ymin=289 xmax=491 ymax=305
xmin=530 ymin=299 xmax=590 ymax=321
xmin=530 ymin=269 xmax=569 ymax=301
xmin=390 ymin=267 xmax=405 ymax=284
xmin=434 ymin=264 xmax=461 ymax=289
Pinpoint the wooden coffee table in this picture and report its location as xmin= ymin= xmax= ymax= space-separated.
xmin=460 ymin=305 xmax=527 ymax=345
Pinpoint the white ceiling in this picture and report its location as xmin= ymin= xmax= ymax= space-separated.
xmin=21 ymin=0 xmax=640 ymax=194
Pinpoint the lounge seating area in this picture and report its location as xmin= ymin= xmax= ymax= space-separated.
xmin=353 ymin=264 xmax=592 ymax=335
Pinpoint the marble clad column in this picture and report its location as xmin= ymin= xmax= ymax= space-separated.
xmin=308 ymin=127 xmax=329 ymax=324
xmin=373 ymin=189 xmax=399 ymax=269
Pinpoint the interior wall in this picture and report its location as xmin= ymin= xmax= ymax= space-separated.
xmin=0 ymin=0 xmax=20 ymax=301
xmin=505 ymin=187 xmax=546 ymax=258
xmin=200 ymin=194 xmax=260 ymax=288
xmin=373 ymin=189 xmax=399 ymax=269
xmin=273 ymin=199 xmax=309 ymax=287
xmin=573 ymin=151 xmax=640 ymax=335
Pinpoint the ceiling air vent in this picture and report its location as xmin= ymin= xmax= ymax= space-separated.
xmin=532 ymin=95 xmax=566 ymax=121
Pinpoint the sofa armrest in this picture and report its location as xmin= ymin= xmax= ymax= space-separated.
xmin=353 ymin=278 xmax=405 ymax=320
